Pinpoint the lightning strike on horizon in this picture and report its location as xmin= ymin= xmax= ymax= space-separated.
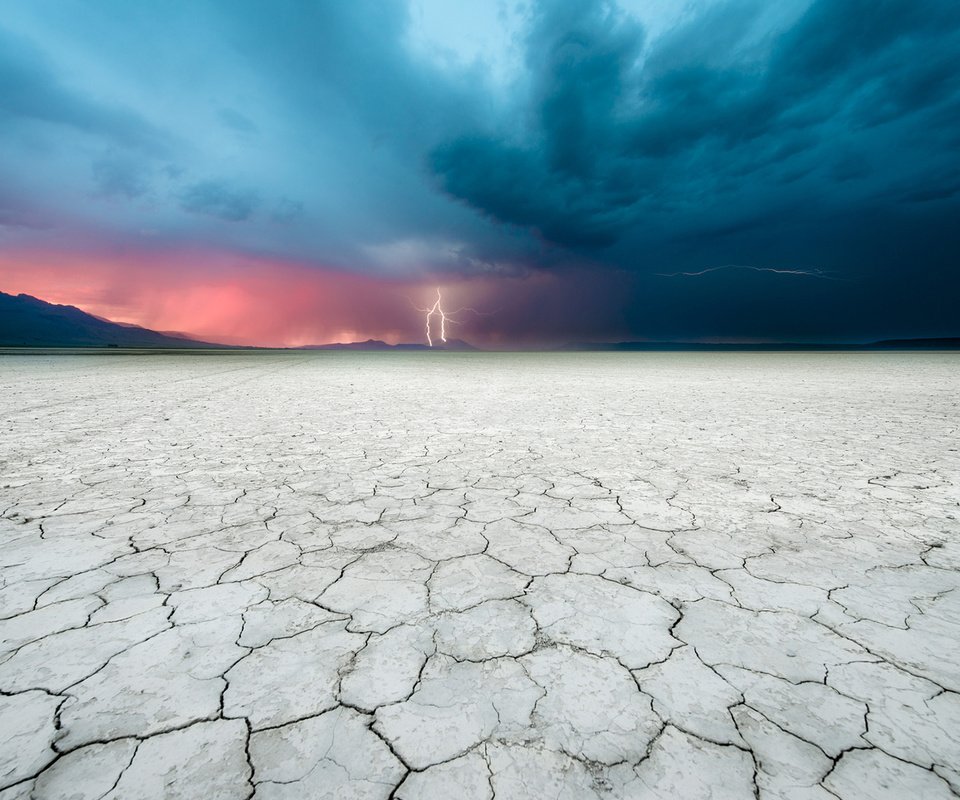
xmin=408 ymin=288 xmax=492 ymax=346
xmin=424 ymin=288 xmax=447 ymax=347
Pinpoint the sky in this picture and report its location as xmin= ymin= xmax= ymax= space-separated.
xmin=1 ymin=0 xmax=958 ymax=346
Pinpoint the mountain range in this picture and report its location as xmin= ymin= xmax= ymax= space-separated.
xmin=2 ymin=291 xmax=957 ymax=350
xmin=0 ymin=292 xmax=477 ymax=350
xmin=0 ymin=292 xmax=228 ymax=348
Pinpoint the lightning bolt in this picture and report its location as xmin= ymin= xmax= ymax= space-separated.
xmin=656 ymin=264 xmax=838 ymax=279
xmin=424 ymin=288 xmax=447 ymax=347
xmin=409 ymin=288 xmax=492 ymax=346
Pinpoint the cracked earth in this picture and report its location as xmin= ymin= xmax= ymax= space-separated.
xmin=1 ymin=351 xmax=958 ymax=799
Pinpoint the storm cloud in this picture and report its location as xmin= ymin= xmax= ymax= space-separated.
xmin=0 ymin=0 xmax=958 ymax=342
xmin=431 ymin=0 xmax=960 ymax=251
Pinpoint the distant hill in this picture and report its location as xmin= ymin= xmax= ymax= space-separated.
xmin=295 ymin=338 xmax=394 ymax=351
xmin=299 ymin=338 xmax=478 ymax=351
xmin=872 ymin=338 xmax=960 ymax=349
xmin=559 ymin=339 xmax=960 ymax=351
xmin=0 ymin=292 xmax=227 ymax=348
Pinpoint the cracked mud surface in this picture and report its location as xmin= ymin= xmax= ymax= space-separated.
xmin=1 ymin=351 xmax=958 ymax=799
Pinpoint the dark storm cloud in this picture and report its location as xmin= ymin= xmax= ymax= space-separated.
xmin=432 ymin=1 xmax=646 ymax=247
xmin=430 ymin=0 xmax=960 ymax=256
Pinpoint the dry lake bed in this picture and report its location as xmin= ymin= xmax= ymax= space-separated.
xmin=1 ymin=351 xmax=958 ymax=799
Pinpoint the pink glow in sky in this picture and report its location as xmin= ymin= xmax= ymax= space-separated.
xmin=0 ymin=249 xmax=468 ymax=347
xmin=1 ymin=247 xmax=604 ymax=347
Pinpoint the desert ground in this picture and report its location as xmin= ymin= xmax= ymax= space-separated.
xmin=0 ymin=351 xmax=958 ymax=799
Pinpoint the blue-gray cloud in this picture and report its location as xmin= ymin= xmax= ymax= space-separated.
xmin=271 ymin=197 xmax=304 ymax=223
xmin=218 ymin=108 xmax=258 ymax=135
xmin=0 ymin=28 xmax=170 ymax=154
xmin=179 ymin=180 xmax=260 ymax=222
xmin=92 ymin=154 xmax=150 ymax=199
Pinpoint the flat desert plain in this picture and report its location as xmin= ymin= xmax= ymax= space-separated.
xmin=1 ymin=351 xmax=958 ymax=799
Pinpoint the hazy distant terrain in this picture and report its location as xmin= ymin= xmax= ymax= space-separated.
xmin=5 ymin=290 xmax=960 ymax=353
xmin=1 ymin=352 xmax=958 ymax=798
